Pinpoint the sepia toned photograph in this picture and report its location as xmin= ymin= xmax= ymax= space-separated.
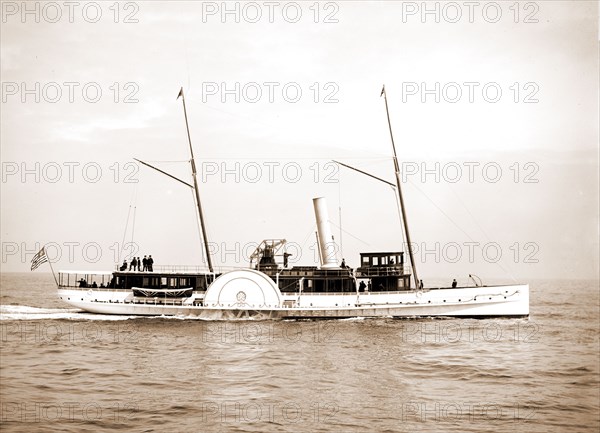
xmin=1 ymin=1 xmax=598 ymax=431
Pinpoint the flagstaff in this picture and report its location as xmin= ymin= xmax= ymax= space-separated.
xmin=381 ymin=85 xmax=421 ymax=290
xmin=177 ymin=87 xmax=214 ymax=273
xmin=30 ymin=245 xmax=58 ymax=286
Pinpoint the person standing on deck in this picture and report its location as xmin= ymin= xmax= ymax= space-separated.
xmin=136 ymin=257 xmax=141 ymax=272
xmin=283 ymin=252 xmax=292 ymax=268
xmin=148 ymin=255 xmax=154 ymax=272
xmin=129 ymin=257 xmax=137 ymax=272
xmin=142 ymin=256 xmax=148 ymax=272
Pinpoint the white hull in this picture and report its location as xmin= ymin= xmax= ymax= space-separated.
xmin=57 ymin=284 xmax=529 ymax=319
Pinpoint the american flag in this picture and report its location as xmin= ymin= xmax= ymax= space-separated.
xmin=30 ymin=247 xmax=48 ymax=271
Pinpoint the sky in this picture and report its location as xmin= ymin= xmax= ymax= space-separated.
xmin=1 ymin=0 xmax=598 ymax=283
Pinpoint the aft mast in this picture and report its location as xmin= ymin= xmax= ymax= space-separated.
xmin=381 ymin=85 xmax=420 ymax=289
xmin=177 ymin=87 xmax=214 ymax=273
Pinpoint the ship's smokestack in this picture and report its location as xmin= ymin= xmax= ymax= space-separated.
xmin=312 ymin=197 xmax=338 ymax=269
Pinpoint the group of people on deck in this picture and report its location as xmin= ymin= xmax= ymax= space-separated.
xmin=119 ymin=255 xmax=154 ymax=272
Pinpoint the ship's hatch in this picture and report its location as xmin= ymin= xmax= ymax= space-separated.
xmin=204 ymin=269 xmax=283 ymax=308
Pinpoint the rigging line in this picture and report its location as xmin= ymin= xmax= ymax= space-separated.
xmin=130 ymin=205 xmax=137 ymax=255
xmin=119 ymin=184 xmax=138 ymax=263
xmin=299 ymin=223 xmax=318 ymax=251
xmin=405 ymin=177 xmax=478 ymax=243
xmin=205 ymin=156 xmax=392 ymax=161
xmin=327 ymin=221 xmax=370 ymax=246
xmin=134 ymin=158 xmax=193 ymax=189
xmin=332 ymin=160 xmax=395 ymax=187
xmin=405 ymin=177 xmax=517 ymax=282
xmin=332 ymin=159 xmax=402 ymax=247
xmin=429 ymin=168 xmax=518 ymax=281
xmin=119 ymin=205 xmax=131 ymax=264
xmin=413 ymin=146 xmax=517 ymax=281
xmin=144 ymin=160 xmax=190 ymax=164
xmin=338 ymin=168 xmax=343 ymax=257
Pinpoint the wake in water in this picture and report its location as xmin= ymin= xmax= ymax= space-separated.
xmin=0 ymin=305 xmax=270 ymax=322
xmin=0 ymin=305 xmax=139 ymax=321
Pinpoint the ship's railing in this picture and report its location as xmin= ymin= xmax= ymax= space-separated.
xmin=288 ymin=289 xmax=417 ymax=296
xmin=113 ymin=264 xmax=247 ymax=274
xmin=153 ymin=265 xmax=210 ymax=273
xmin=58 ymin=271 xmax=114 ymax=288
xmin=355 ymin=265 xmax=410 ymax=277
xmin=114 ymin=264 xmax=208 ymax=273
xmin=127 ymin=298 xmax=189 ymax=306
xmin=60 ymin=286 xmax=130 ymax=292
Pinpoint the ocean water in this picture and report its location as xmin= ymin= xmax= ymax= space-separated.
xmin=0 ymin=273 xmax=598 ymax=433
